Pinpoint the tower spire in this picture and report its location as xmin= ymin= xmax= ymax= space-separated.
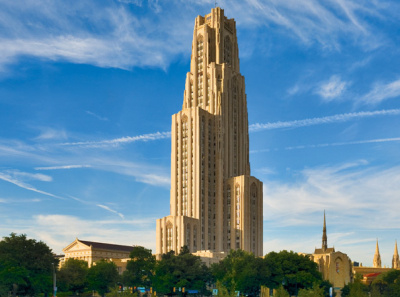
xmin=322 ymin=210 xmax=327 ymax=251
xmin=393 ymin=240 xmax=400 ymax=269
xmin=373 ymin=239 xmax=382 ymax=268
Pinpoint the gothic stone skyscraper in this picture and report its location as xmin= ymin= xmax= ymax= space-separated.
xmin=156 ymin=7 xmax=263 ymax=259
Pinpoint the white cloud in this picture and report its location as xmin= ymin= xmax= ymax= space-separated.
xmin=35 ymin=165 xmax=91 ymax=170
xmin=315 ymin=75 xmax=349 ymax=101
xmin=0 ymin=0 xmax=396 ymax=72
xmin=61 ymin=131 xmax=171 ymax=148
xmin=0 ymin=171 xmax=63 ymax=199
xmin=250 ymin=108 xmax=400 ymax=132
xmin=34 ymin=127 xmax=68 ymax=141
xmin=263 ymin=162 xmax=400 ymax=230
xmin=359 ymin=78 xmax=400 ymax=105
xmin=29 ymin=214 xmax=156 ymax=254
xmin=284 ymin=137 xmax=400 ymax=151
xmin=6 ymin=170 xmax=53 ymax=182
xmin=86 ymin=111 xmax=109 ymax=121
xmin=97 ymin=204 xmax=125 ymax=219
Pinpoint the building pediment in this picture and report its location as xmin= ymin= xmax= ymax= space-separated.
xmin=63 ymin=238 xmax=91 ymax=253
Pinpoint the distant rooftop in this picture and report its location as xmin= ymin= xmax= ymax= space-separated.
xmin=78 ymin=239 xmax=135 ymax=252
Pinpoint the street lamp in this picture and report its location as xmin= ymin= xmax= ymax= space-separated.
xmin=52 ymin=263 xmax=57 ymax=297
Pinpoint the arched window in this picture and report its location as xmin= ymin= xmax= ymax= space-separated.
xmin=166 ymin=222 xmax=173 ymax=252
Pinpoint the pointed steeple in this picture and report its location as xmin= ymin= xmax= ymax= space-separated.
xmin=392 ymin=240 xmax=400 ymax=269
xmin=373 ymin=239 xmax=382 ymax=268
xmin=322 ymin=210 xmax=327 ymax=251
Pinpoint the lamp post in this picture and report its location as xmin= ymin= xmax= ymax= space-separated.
xmin=52 ymin=263 xmax=57 ymax=297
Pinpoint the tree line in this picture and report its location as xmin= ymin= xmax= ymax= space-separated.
xmin=8 ymin=232 xmax=391 ymax=297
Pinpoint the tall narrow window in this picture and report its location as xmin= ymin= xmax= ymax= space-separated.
xmin=224 ymin=36 xmax=232 ymax=65
xmin=235 ymin=185 xmax=240 ymax=249
xmin=250 ymin=183 xmax=257 ymax=253
xmin=207 ymin=76 xmax=211 ymax=107
xmin=197 ymin=35 xmax=204 ymax=108
xmin=181 ymin=118 xmax=189 ymax=216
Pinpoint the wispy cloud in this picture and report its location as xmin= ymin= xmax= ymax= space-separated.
xmin=97 ymin=204 xmax=124 ymax=219
xmin=226 ymin=0 xmax=394 ymax=50
xmin=5 ymin=170 xmax=53 ymax=182
xmin=7 ymin=214 xmax=157 ymax=254
xmin=61 ymin=131 xmax=171 ymax=148
xmin=249 ymin=109 xmax=400 ymax=132
xmin=263 ymin=162 xmax=400 ymax=230
xmin=35 ymin=165 xmax=92 ymax=170
xmin=284 ymin=137 xmax=400 ymax=151
xmin=86 ymin=111 xmax=109 ymax=121
xmin=0 ymin=171 xmax=63 ymax=200
xmin=0 ymin=0 xmax=397 ymax=73
xmin=315 ymin=75 xmax=349 ymax=101
xmin=359 ymin=78 xmax=400 ymax=105
xmin=34 ymin=127 xmax=68 ymax=141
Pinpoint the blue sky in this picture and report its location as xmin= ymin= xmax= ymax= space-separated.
xmin=1 ymin=0 xmax=400 ymax=267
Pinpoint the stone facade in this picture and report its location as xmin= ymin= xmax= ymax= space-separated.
xmin=307 ymin=212 xmax=352 ymax=296
xmin=62 ymin=238 xmax=134 ymax=273
xmin=156 ymin=7 xmax=263 ymax=259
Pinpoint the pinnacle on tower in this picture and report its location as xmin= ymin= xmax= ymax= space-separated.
xmin=393 ymin=240 xmax=400 ymax=269
xmin=322 ymin=210 xmax=328 ymax=251
xmin=373 ymin=239 xmax=382 ymax=268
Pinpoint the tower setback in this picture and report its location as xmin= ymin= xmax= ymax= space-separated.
xmin=156 ymin=7 xmax=263 ymax=259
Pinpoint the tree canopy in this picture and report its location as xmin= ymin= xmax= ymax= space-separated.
xmin=153 ymin=246 xmax=211 ymax=296
xmin=87 ymin=259 xmax=119 ymax=297
xmin=263 ymin=250 xmax=323 ymax=296
xmin=212 ymin=249 xmax=267 ymax=297
xmin=57 ymin=258 xmax=89 ymax=294
xmin=0 ymin=233 xmax=57 ymax=297
xmin=122 ymin=246 xmax=155 ymax=289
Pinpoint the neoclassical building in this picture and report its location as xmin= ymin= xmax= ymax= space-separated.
xmin=156 ymin=7 xmax=263 ymax=259
xmin=62 ymin=238 xmax=135 ymax=273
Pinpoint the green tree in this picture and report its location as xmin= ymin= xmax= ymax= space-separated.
xmin=341 ymin=282 xmax=368 ymax=297
xmin=57 ymin=258 xmax=89 ymax=294
xmin=370 ymin=269 xmax=400 ymax=297
xmin=297 ymin=283 xmax=324 ymax=297
xmin=212 ymin=249 xmax=267 ymax=297
xmin=0 ymin=233 xmax=57 ymax=297
xmin=153 ymin=246 xmax=211 ymax=296
xmin=122 ymin=246 xmax=155 ymax=289
xmin=263 ymin=250 xmax=322 ymax=296
xmin=274 ymin=286 xmax=290 ymax=297
xmin=87 ymin=259 xmax=119 ymax=297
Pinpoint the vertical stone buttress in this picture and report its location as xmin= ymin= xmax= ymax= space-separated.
xmin=156 ymin=7 xmax=263 ymax=258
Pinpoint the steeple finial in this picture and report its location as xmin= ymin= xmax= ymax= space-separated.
xmin=393 ymin=240 xmax=400 ymax=269
xmin=322 ymin=210 xmax=327 ymax=251
xmin=373 ymin=239 xmax=382 ymax=268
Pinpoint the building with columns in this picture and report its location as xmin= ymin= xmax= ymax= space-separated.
xmin=61 ymin=238 xmax=134 ymax=273
xmin=156 ymin=7 xmax=263 ymax=260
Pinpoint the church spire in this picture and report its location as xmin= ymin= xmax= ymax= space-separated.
xmin=373 ymin=239 xmax=382 ymax=268
xmin=322 ymin=210 xmax=328 ymax=251
xmin=393 ymin=240 xmax=400 ymax=269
